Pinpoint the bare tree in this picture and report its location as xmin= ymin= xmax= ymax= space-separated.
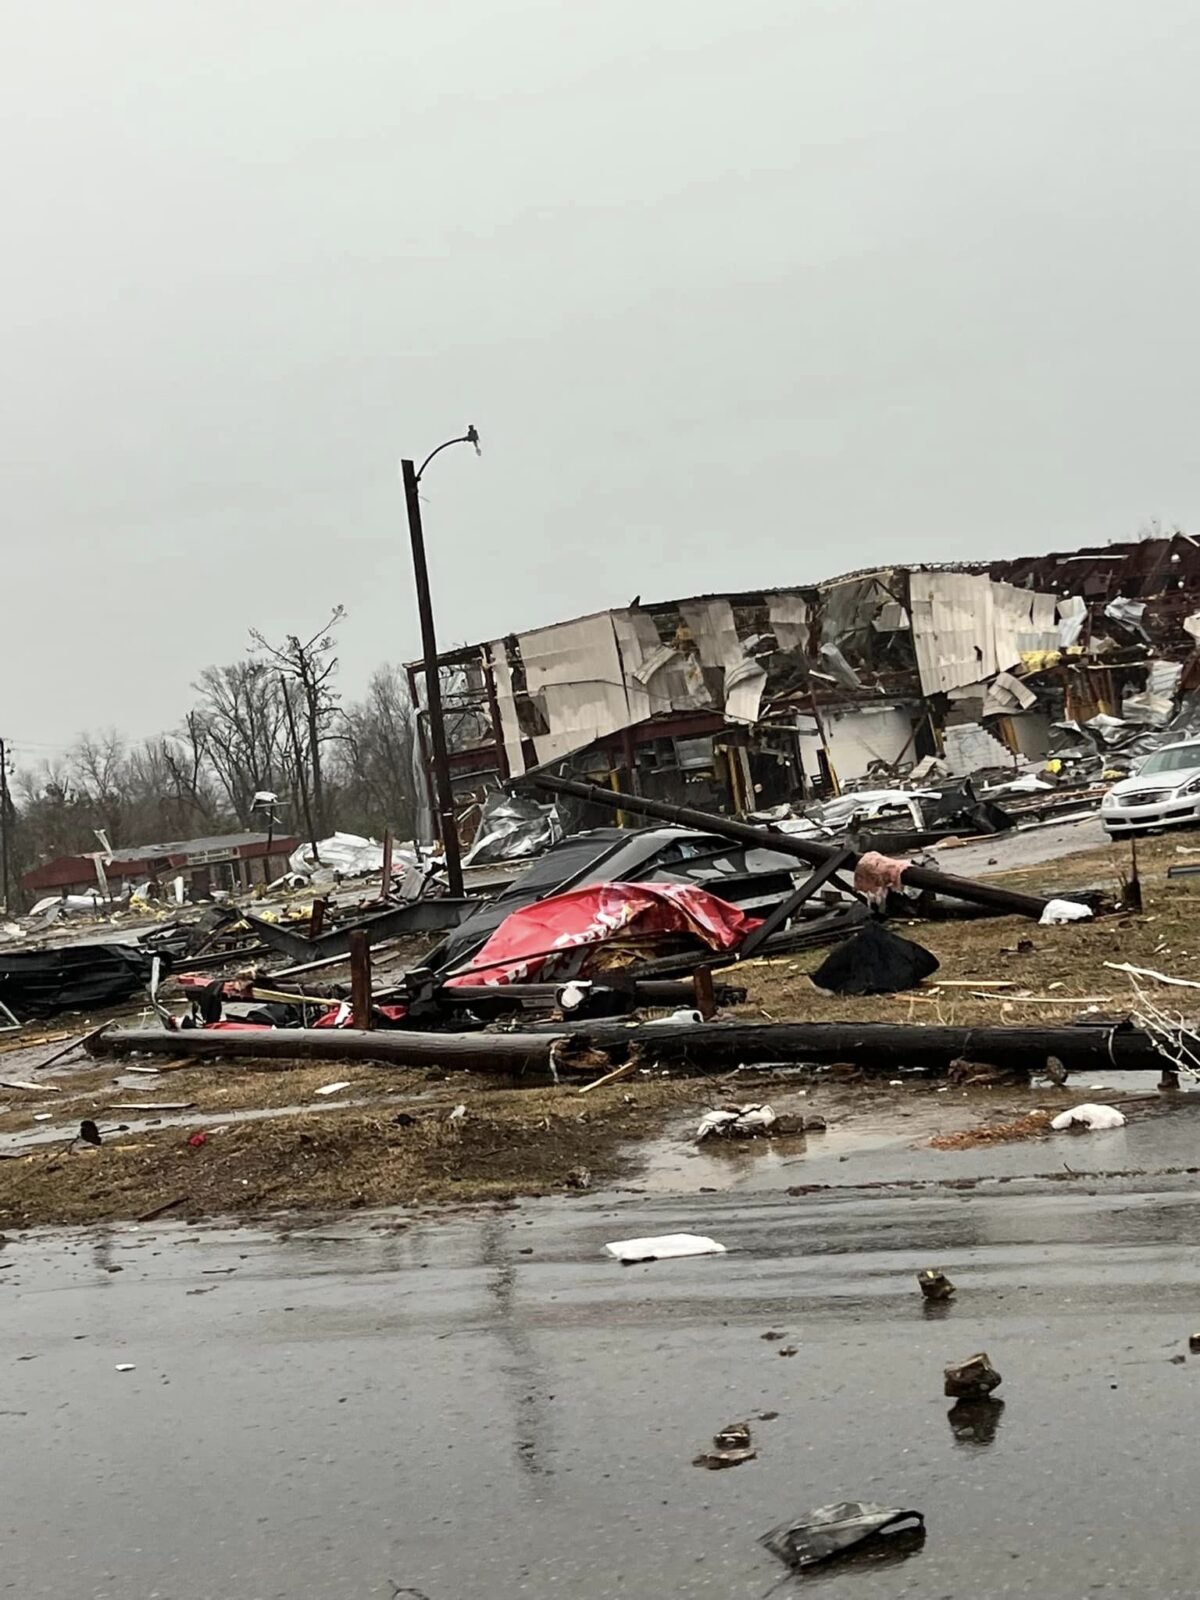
xmin=331 ymin=665 xmax=419 ymax=838
xmin=71 ymin=730 xmax=127 ymax=841
xmin=249 ymin=607 xmax=344 ymax=836
xmin=190 ymin=662 xmax=291 ymax=825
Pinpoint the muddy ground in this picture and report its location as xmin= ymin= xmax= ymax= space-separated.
xmin=0 ymin=824 xmax=1195 ymax=1227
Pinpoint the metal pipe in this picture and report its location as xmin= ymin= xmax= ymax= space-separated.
xmin=526 ymin=773 xmax=1050 ymax=919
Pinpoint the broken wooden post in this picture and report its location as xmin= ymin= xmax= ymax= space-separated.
xmin=350 ymin=930 xmax=372 ymax=1029
xmin=309 ymin=896 xmax=328 ymax=939
xmin=694 ymin=966 xmax=716 ymax=1019
xmin=1125 ymin=840 xmax=1143 ymax=913
xmin=526 ymin=774 xmax=1052 ymax=919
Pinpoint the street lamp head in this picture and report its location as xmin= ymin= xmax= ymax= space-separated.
xmin=412 ymin=425 xmax=483 ymax=482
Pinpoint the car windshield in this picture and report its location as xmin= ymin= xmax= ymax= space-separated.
xmin=1139 ymin=745 xmax=1200 ymax=776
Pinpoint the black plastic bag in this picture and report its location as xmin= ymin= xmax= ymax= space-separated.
xmin=810 ymin=921 xmax=939 ymax=996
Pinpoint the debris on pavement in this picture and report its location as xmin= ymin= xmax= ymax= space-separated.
xmin=604 ymin=1232 xmax=727 ymax=1264
xmin=917 ymin=1268 xmax=956 ymax=1302
xmin=760 ymin=1502 xmax=926 ymax=1570
xmin=114 ymin=1364 xmax=136 ymax=1372
xmin=1188 ymin=1333 xmax=1200 ymax=1354
xmin=1049 ymin=1103 xmax=1127 ymax=1132
xmin=714 ymin=1422 xmax=751 ymax=1449
xmin=944 ymin=1351 xmax=1002 ymax=1398
xmin=696 ymin=1103 xmax=777 ymax=1140
xmin=693 ymin=1420 xmax=756 ymax=1469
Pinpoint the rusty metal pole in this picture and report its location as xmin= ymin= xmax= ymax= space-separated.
xmin=381 ymin=829 xmax=394 ymax=900
xmin=403 ymin=457 xmax=464 ymax=897
xmin=350 ymin=930 xmax=372 ymax=1029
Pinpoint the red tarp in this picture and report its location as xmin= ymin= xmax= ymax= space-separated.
xmin=446 ymin=881 xmax=758 ymax=986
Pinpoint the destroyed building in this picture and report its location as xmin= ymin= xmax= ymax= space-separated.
xmin=408 ymin=534 xmax=1200 ymax=843
xmin=20 ymin=829 xmax=303 ymax=902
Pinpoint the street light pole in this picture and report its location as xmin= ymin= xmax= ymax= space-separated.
xmin=402 ymin=426 xmax=479 ymax=898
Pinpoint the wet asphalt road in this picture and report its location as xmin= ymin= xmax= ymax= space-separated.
xmin=7 ymin=1147 xmax=1200 ymax=1600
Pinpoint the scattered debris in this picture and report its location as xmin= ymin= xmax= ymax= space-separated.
xmin=760 ymin=1502 xmax=926 ymax=1571
xmin=604 ymin=1233 xmax=727 ymax=1264
xmin=313 ymin=1081 xmax=352 ymax=1097
xmin=761 ymin=1329 xmax=787 ymax=1341
xmin=114 ymin=1363 xmax=136 ymax=1372
xmin=564 ymin=1166 xmax=591 ymax=1189
xmin=1188 ymin=1332 xmax=1200 ymax=1354
xmin=944 ymin=1351 xmax=1002 ymax=1399
xmin=917 ymin=1268 xmax=955 ymax=1302
xmin=696 ymin=1103 xmax=777 ymax=1140
xmin=778 ymin=1345 xmax=799 ymax=1357
xmin=946 ymin=1059 xmax=1024 ymax=1088
xmin=0 ymin=944 xmax=157 ymax=1021
xmin=929 ymin=1111 xmax=1050 ymax=1150
xmin=1039 ymin=898 xmax=1094 ymax=925
xmin=1044 ymin=1055 xmax=1069 ymax=1086
xmin=78 ymin=1119 xmax=102 ymax=1147
xmin=1049 ymin=1103 xmax=1127 ymax=1132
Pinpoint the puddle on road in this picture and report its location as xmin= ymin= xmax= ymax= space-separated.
xmin=631 ymin=1085 xmax=974 ymax=1193
xmin=628 ymin=1071 xmax=1185 ymax=1194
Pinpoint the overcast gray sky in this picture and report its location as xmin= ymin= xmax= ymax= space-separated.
xmin=3 ymin=0 xmax=1198 ymax=757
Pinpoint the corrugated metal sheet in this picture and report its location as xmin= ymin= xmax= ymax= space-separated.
xmin=909 ymin=572 xmax=1061 ymax=696
xmin=909 ymin=571 xmax=998 ymax=694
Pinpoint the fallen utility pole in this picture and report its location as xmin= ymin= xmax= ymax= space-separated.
xmin=519 ymin=1017 xmax=1173 ymax=1073
xmin=526 ymin=774 xmax=1050 ymax=920
xmin=87 ymin=1018 xmax=1176 ymax=1076
xmin=88 ymin=1025 xmax=560 ymax=1074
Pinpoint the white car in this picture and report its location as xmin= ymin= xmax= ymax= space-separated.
xmin=1101 ymin=739 xmax=1200 ymax=836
